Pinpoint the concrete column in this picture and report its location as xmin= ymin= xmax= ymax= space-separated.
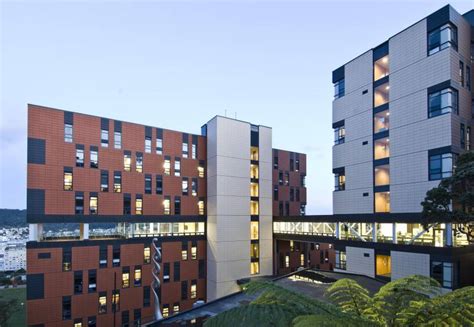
xmin=393 ymin=223 xmax=397 ymax=244
xmin=80 ymin=223 xmax=89 ymax=240
xmin=29 ymin=224 xmax=43 ymax=241
xmin=446 ymin=223 xmax=453 ymax=247
xmin=372 ymin=223 xmax=377 ymax=243
xmin=335 ymin=222 xmax=340 ymax=239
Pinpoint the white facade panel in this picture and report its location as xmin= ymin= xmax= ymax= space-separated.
xmin=391 ymin=251 xmax=430 ymax=280
xmin=345 ymin=247 xmax=375 ymax=278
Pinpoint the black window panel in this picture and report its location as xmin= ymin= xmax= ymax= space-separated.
xmin=143 ymin=286 xmax=151 ymax=307
xmin=181 ymin=281 xmax=188 ymax=300
xmin=99 ymin=245 xmax=108 ymax=268
xmin=64 ymin=111 xmax=74 ymax=124
xmin=88 ymin=269 xmax=97 ymax=293
xmin=74 ymin=271 xmax=83 ymax=294
xmin=156 ymin=175 xmax=163 ymax=194
xmin=38 ymin=253 xmax=51 ymax=259
xmin=285 ymin=202 xmax=289 ymax=216
xmin=290 ymin=188 xmax=294 ymax=201
xmin=122 ymin=310 xmax=130 ymax=324
xmin=88 ymin=317 xmax=96 ymax=327
xmin=28 ymin=138 xmax=46 ymax=164
xmin=273 ymin=186 xmax=278 ymax=201
xmin=134 ymin=309 xmax=141 ymax=322
xmin=174 ymin=197 xmax=181 ymax=215
xmin=163 ymin=263 xmax=170 ymax=282
xmin=63 ymin=248 xmax=72 ymax=271
xmin=145 ymin=174 xmax=152 ymax=194
xmin=100 ymin=171 xmax=109 ymax=192
xmin=174 ymin=262 xmax=180 ymax=282
xmin=198 ymin=259 xmax=205 ymax=279
xmin=27 ymin=274 xmax=44 ymax=300
xmin=113 ymin=246 xmax=120 ymax=267
xmin=296 ymin=188 xmax=300 ymax=202
xmin=279 ymin=202 xmax=283 ymax=216
xmin=62 ymin=296 xmax=72 ymax=320
xmin=123 ymin=194 xmax=131 ymax=215
xmin=75 ymin=192 xmax=84 ymax=214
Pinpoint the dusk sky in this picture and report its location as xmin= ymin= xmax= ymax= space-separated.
xmin=1 ymin=0 xmax=472 ymax=213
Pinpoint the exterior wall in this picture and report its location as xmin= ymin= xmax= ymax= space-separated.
xmin=345 ymin=247 xmax=375 ymax=278
xmin=275 ymin=240 xmax=334 ymax=275
xmin=272 ymin=149 xmax=307 ymax=216
xmin=26 ymin=239 xmax=206 ymax=326
xmin=391 ymin=251 xmax=430 ymax=280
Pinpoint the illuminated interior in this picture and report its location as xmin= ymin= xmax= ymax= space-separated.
xmin=250 ymin=243 xmax=259 ymax=259
xmin=250 ymin=182 xmax=259 ymax=197
xmin=163 ymin=199 xmax=170 ymax=215
xmin=374 ymin=55 xmax=389 ymax=81
xmin=374 ymin=109 xmax=390 ymax=133
xmin=374 ymin=138 xmax=390 ymax=159
xmin=250 ymin=147 xmax=259 ymax=161
xmin=163 ymin=159 xmax=171 ymax=175
xmin=374 ymin=82 xmax=390 ymax=107
xmin=375 ymin=191 xmax=390 ymax=213
xmin=376 ymin=254 xmax=391 ymax=277
xmin=250 ymin=221 xmax=259 ymax=240
xmin=374 ymin=165 xmax=390 ymax=186
xmin=250 ymin=164 xmax=259 ymax=179
xmin=250 ymin=262 xmax=259 ymax=275
xmin=250 ymin=201 xmax=259 ymax=215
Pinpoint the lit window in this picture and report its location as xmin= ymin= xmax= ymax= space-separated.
xmin=250 ymin=147 xmax=259 ymax=161
xmin=100 ymin=171 xmax=109 ymax=192
xmin=334 ymin=171 xmax=345 ymax=191
xmin=190 ymin=283 xmax=197 ymax=299
xmin=182 ymin=250 xmax=188 ymax=260
xmin=114 ymin=172 xmax=121 ymax=193
xmin=134 ymin=267 xmax=142 ymax=286
xmin=334 ymin=125 xmax=345 ymax=145
xmin=428 ymin=23 xmax=457 ymax=56
xmin=145 ymin=137 xmax=152 ymax=153
xmin=163 ymin=198 xmax=170 ymax=215
xmin=334 ymin=79 xmax=345 ymax=99
xmin=182 ymin=142 xmax=189 ymax=158
xmin=191 ymin=246 xmax=197 ymax=260
xmin=98 ymin=294 xmax=107 ymax=314
xmin=250 ymin=221 xmax=259 ymax=240
xmin=374 ymin=55 xmax=389 ymax=81
xmin=89 ymin=195 xmax=98 ymax=215
xmin=429 ymin=152 xmax=454 ymax=180
xmin=198 ymin=200 xmax=204 ymax=215
xmin=374 ymin=165 xmax=390 ymax=186
xmin=144 ymin=247 xmax=151 ymax=264
xmin=375 ymin=191 xmax=390 ymax=213
xmin=76 ymin=148 xmax=84 ymax=167
xmin=64 ymin=124 xmax=73 ymax=143
xmin=74 ymin=321 xmax=82 ymax=327
xmin=374 ymin=138 xmax=390 ymax=160
xmin=64 ymin=170 xmax=73 ymax=191
xmin=250 ymin=164 xmax=259 ymax=179
xmin=122 ymin=271 xmax=130 ymax=288
xmin=136 ymin=153 xmax=143 ymax=173
xmin=250 ymin=201 xmax=259 ymax=215
xmin=124 ymin=153 xmax=131 ymax=171
xmin=250 ymin=183 xmax=259 ymax=197
xmin=114 ymin=132 xmax=121 ymax=149
xmin=374 ymin=109 xmax=390 ymax=133
xmin=192 ymin=143 xmax=197 ymax=159
xmin=182 ymin=179 xmax=189 ymax=196
xmin=164 ymin=158 xmax=171 ymax=175
xmin=162 ymin=305 xmax=169 ymax=318
xmin=250 ymin=262 xmax=259 ymax=275
xmin=300 ymin=253 xmax=305 ymax=266
xmin=285 ymin=255 xmax=290 ymax=268
xmin=173 ymin=304 xmax=180 ymax=314
xmin=174 ymin=159 xmax=181 ymax=176
xmin=428 ymin=88 xmax=458 ymax=117
xmin=374 ymin=82 xmax=389 ymax=107
xmin=112 ymin=291 xmax=120 ymax=311
xmin=135 ymin=198 xmax=143 ymax=215
xmin=156 ymin=138 xmax=163 ymax=155
xmin=90 ymin=148 xmax=98 ymax=168
xmin=191 ymin=179 xmax=198 ymax=197
xmin=198 ymin=166 xmax=204 ymax=178
xmin=250 ymin=243 xmax=259 ymax=259
xmin=63 ymin=248 xmax=72 ymax=271
xmin=101 ymin=130 xmax=109 ymax=148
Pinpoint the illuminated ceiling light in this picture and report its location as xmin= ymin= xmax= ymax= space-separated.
xmin=382 ymin=56 xmax=388 ymax=64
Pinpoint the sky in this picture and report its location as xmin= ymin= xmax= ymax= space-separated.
xmin=1 ymin=0 xmax=472 ymax=214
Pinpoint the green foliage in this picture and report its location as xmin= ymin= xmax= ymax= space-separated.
xmin=324 ymin=278 xmax=371 ymax=317
xmin=292 ymin=314 xmax=377 ymax=327
xmin=0 ymin=298 xmax=18 ymax=326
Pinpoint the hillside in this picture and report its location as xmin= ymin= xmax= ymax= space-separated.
xmin=0 ymin=209 xmax=26 ymax=228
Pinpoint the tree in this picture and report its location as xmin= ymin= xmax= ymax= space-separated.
xmin=0 ymin=298 xmax=18 ymax=326
xmin=421 ymin=151 xmax=474 ymax=244
xmin=324 ymin=278 xmax=371 ymax=317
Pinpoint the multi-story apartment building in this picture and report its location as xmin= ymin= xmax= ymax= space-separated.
xmin=26 ymin=105 xmax=307 ymax=326
xmin=330 ymin=5 xmax=474 ymax=285
xmin=3 ymin=243 xmax=26 ymax=271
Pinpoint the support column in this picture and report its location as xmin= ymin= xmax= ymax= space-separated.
xmin=80 ymin=223 xmax=89 ymax=240
xmin=392 ymin=223 xmax=397 ymax=244
xmin=335 ymin=222 xmax=340 ymax=239
xmin=446 ymin=223 xmax=453 ymax=247
xmin=372 ymin=223 xmax=377 ymax=243
xmin=29 ymin=224 xmax=43 ymax=241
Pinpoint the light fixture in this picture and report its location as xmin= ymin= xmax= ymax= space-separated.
xmin=382 ymin=56 xmax=388 ymax=64
xmin=385 ymin=85 xmax=390 ymax=90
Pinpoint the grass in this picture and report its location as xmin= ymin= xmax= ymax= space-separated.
xmin=0 ymin=287 xmax=26 ymax=327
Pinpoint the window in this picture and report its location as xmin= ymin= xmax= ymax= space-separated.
xmin=174 ymin=197 xmax=181 ymax=215
xmin=429 ymin=87 xmax=458 ymax=117
xmin=429 ymin=152 xmax=454 ymax=180
xmin=145 ymin=137 xmax=152 ymax=153
xmin=182 ymin=246 xmax=188 ymax=260
xmin=76 ymin=147 xmax=84 ymax=167
xmin=74 ymin=271 xmax=83 ymax=294
xmin=428 ymin=23 xmax=457 ymax=55
xmin=145 ymin=175 xmax=152 ymax=194
xmin=156 ymin=175 xmax=163 ymax=194
xmin=135 ymin=197 xmax=143 ymax=215
xmin=124 ymin=152 xmax=131 ymax=171
xmin=334 ymin=79 xmax=345 ymax=99
xmin=88 ymin=317 xmax=96 ymax=327
xmin=174 ymin=158 xmax=181 ymax=176
xmin=64 ymin=169 xmax=73 ymax=191
xmin=88 ymin=270 xmax=97 ymax=293
xmin=250 ymin=200 xmax=259 ymax=215
xmin=301 ymin=175 xmax=306 ymax=187
xmin=467 ymin=66 xmax=471 ymax=90
xmin=374 ymin=55 xmax=389 ymax=81
xmin=334 ymin=172 xmax=345 ymax=191
xmin=113 ymin=246 xmax=120 ymax=267
xmin=250 ymin=147 xmax=259 ymax=161
xmin=134 ymin=267 xmax=142 ymax=286
xmin=250 ymin=243 xmax=259 ymax=259
xmin=156 ymin=138 xmax=163 ymax=155
xmin=164 ymin=157 xmax=171 ymax=175
xmin=374 ymin=82 xmax=389 ymax=107
xmin=198 ymin=200 xmax=204 ymax=215
xmin=90 ymin=148 xmax=98 ymax=168
xmin=99 ymin=246 xmax=107 ymax=268
xmin=144 ymin=247 xmax=151 ymax=264
xmin=290 ymin=188 xmax=294 ymax=201
xmin=273 ymin=155 xmax=278 ymax=169
xmin=100 ymin=171 xmax=109 ymax=192
xmin=122 ymin=269 xmax=130 ymax=288
xmin=174 ymin=262 xmax=180 ymax=282
xmin=295 ymin=157 xmax=300 ymax=172
xmin=192 ymin=142 xmax=197 ymax=159
xmin=64 ymin=124 xmax=73 ymax=143
xmin=300 ymin=203 xmax=306 ymax=216
xmin=273 ymin=186 xmax=278 ymax=200
xmin=375 ymin=191 xmax=390 ymax=213
xmin=296 ymin=188 xmax=300 ymax=202
xmin=335 ymin=251 xmax=347 ymax=270
xmin=467 ymin=127 xmax=471 ymax=151
xmin=459 ymin=61 xmax=464 ymax=87
xmin=250 ymin=164 xmax=259 ymax=179
xmin=374 ymin=165 xmax=390 ymax=186
xmin=284 ymin=172 xmax=289 ymax=185
xmin=285 ymin=255 xmax=290 ymax=268
xmin=123 ymin=194 xmax=131 ymax=215
xmin=191 ymin=281 xmax=197 ymax=299
xmin=89 ymin=195 xmax=98 ymax=214
xmin=173 ymin=303 xmax=180 ymax=315
xmin=74 ymin=319 xmax=82 ymax=327
xmin=163 ymin=263 xmax=170 ymax=282
xmin=75 ymin=193 xmax=84 ymax=214
xmin=114 ymin=172 xmax=121 ymax=193
xmin=374 ymin=137 xmax=390 ymax=160
xmin=182 ymin=142 xmax=189 ymax=158
xmin=181 ymin=281 xmax=188 ymax=300
xmin=163 ymin=197 xmax=170 ymax=215
xmin=290 ymin=157 xmax=294 ymax=171
xmin=114 ymin=131 xmax=121 ymax=149
xmin=300 ymin=253 xmax=305 ymax=266
xmin=101 ymin=130 xmax=109 ymax=148
xmin=461 ymin=124 xmax=465 ymax=149
xmin=278 ymin=172 xmax=283 ymax=185
xmin=191 ymin=245 xmax=197 ymax=260
xmin=62 ymin=296 xmax=72 ymax=320
xmin=191 ymin=178 xmax=198 ymax=197
xmin=143 ymin=286 xmax=151 ymax=307
xmin=198 ymin=161 xmax=205 ymax=178
xmin=136 ymin=153 xmax=143 ymax=173
xmin=182 ymin=178 xmax=189 ymax=196
xmin=334 ymin=126 xmax=345 ymax=145
xmin=374 ymin=109 xmax=390 ymax=133
xmin=250 ymin=182 xmax=259 ymax=197
xmin=112 ymin=290 xmax=120 ymax=311
xmin=432 ymin=261 xmax=453 ymax=288
xmin=122 ymin=311 xmax=129 ymax=327
xmin=98 ymin=293 xmax=107 ymax=314
xmin=250 ymin=262 xmax=259 ymax=275
xmin=162 ymin=305 xmax=169 ymax=318
xmin=63 ymin=248 xmax=72 ymax=271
